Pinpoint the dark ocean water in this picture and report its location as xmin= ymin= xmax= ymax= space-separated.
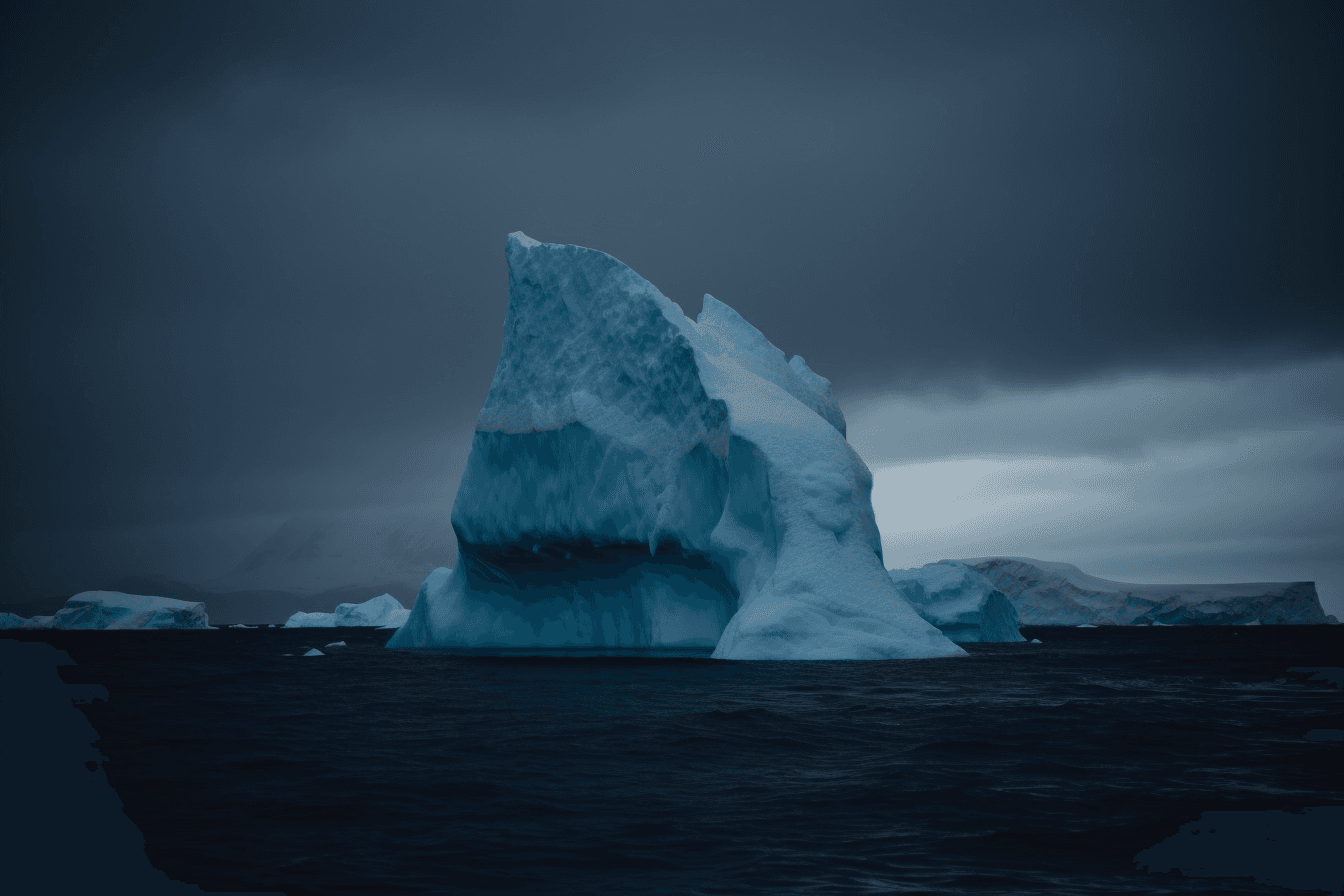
xmin=9 ymin=626 xmax=1344 ymax=895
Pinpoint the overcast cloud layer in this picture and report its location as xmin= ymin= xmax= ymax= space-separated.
xmin=851 ymin=357 xmax=1344 ymax=617
xmin=2 ymin=1 xmax=1340 ymax=604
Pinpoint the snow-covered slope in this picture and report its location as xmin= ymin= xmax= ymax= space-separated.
xmin=887 ymin=562 xmax=1025 ymax=642
xmin=10 ymin=592 xmax=214 ymax=630
xmin=961 ymin=557 xmax=1331 ymax=625
xmin=388 ymin=233 xmax=963 ymax=660
xmin=283 ymin=593 xmax=410 ymax=628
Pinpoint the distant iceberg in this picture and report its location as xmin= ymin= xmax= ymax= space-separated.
xmin=283 ymin=593 xmax=409 ymax=629
xmin=0 ymin=592 xmax=211 ymax=630
xmin=887 ymin=562 xmax=1025 ymax=642
xmin=283 ymin=612 xmax=334 ymax=628
xmin=387 ymin=233 xmax=962 ymax=660
xmin=0 ymin=612 xmax=41 ymax=629
xmin=961 ymin=557 xmax=1331 ymax=626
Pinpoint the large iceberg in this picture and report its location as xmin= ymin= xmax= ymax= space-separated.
xmin=887 ymin=561 xmax=1025 ymax=642
xmin=388 ymin=233 xmax=964 ymax=660
xmin=283 ymin=593 xmax=410 ymax=628
xmin=962 ymin=557 xmax=1332 ymax=626
xmin=2 ymin=592 xmax=213 ymax=630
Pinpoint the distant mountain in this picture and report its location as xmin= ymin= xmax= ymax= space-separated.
xmin=0 ymin=509 xmax=458 ymax=625
xmin=108 ymin=575 xmax=410 ymax=626
xmin=210 ymin=509 xmax=456 ymax=599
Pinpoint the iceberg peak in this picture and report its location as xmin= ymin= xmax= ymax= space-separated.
xmin=507 ymin=231 xmax=543 ymax=249
xmin=387 ymin=235 xmax=962 ymax=660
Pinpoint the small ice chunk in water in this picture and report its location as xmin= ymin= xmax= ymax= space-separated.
xmin=1076 ymin=624 xmax=1098 ymax=628
xmin=302 ymin=648 xmax=324 ymax=657
xmin=1030 ymin=638 xmax=1042 ymax=643
xmin=323 ymin=641 xmax=347 ymax=649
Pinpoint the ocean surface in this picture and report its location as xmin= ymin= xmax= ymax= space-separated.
xmin=9 ymin=625 xmax=1344 ymax=895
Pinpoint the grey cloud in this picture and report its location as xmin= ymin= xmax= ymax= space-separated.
xmin=848 ymin=356 xmax=1344 ymax=463
xmin=859 ymin=366 xmax=1344 ymax=615
xmin=2 ymin=1 xmax=1340 ymax=602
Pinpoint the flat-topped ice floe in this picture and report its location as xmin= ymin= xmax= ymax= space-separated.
xmin=961 ymin=557 xmax=1334 ymax=626
xmin=283 ymin=593 xmax=409 ymax=628
xmin=2 ymin=592 xmax=213 ymax=630
xmin=887 ymin=562 xmax=1025 ymax=642
xmin=388 ymin=233 xmax=964 ymax=660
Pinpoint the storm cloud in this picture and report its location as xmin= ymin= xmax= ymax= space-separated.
xmin=852 ymin=358 xmax=1344 ymax=615
xmin=2 ymin=1 xmax=1340 ymax=604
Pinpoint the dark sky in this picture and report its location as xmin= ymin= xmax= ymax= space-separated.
xmin=3 ymin=1 xmax=1341 ymax=607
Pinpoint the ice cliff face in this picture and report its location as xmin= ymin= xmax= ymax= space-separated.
xmin=887 ymin=562 xmax=1025 ymax=642
xmin=388 ymin=233 xmax=963 ymax=660
xmin=963 ymin=557 xmax=1331 ymax=626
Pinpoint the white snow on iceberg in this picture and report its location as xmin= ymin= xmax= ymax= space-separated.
xmin=962 ymin=557 xmax=1330 ymax=626
xmin=41 ymin=592 xmax=211 ymax=630
xmin=0 ymin=612 xmax=40 ymax=629
xmin=283 ymin=593 xmax=409 ymax=628
xmin=387 ymin=233 xmax=963 ymax=660
xmin=887 ymin=561 xmax=1025 ymax=642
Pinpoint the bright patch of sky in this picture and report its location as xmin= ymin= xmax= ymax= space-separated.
xmin=848 ymin=357 xmax=1344 ymax=618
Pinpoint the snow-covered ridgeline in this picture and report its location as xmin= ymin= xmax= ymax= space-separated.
xmin=963 ymin=557 xmax=1333 ymax=626
xmin=388 ymin=233 xmax=963 ymax=660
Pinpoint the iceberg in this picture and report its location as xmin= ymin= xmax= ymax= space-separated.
xmin=4 ymin=592 xmax=214 ymax=630
xmin=282 ymin=593 xmax=409 ymax=628
xmin=886 ymin=561 xmax=1025 ymax=642
xmin=962 ymin=557 xmax=1330 ymax=626
xmin=1 ymin=612 xmax=58 ymax=630
xmin=282 ymin=612 xmax=334 ymax=628
xmin=388 ymin=233 xmax=963 ymax=660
